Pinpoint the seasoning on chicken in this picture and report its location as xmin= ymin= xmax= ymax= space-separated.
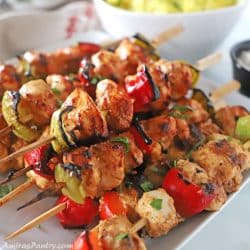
xmin=176 ymin=159 xmax=227 ymax=211
xmin=96 ymin=79 xmax=134 ymax=132
xmin=46 ymin=74 xmax=75 ymax=102
xmin=0 ymin=65 xmax=21 ymax=97
xmin=92 ymin=50 xmax=125 ymax=83
xmin=51 ymin=88 xmax=108 ymax=153
xmin=18 ymin=43 xmax=100 ymax=79
xmin=136 ymin=188 xmax=179 ymax=237
xmin=141 ymin=116 xmax=177 ymax=152
xmin=155 ymin=60 xmax=194 ymax=100
xmin=98 ymin=215 xmax=146 ymax=250
xmin=2 ymin=79 xmax=57 ymax=142
xmin=192 ymin=136 xmax=243 ymax=193
xmin=215 ymin=105 xmax=249 ymax=136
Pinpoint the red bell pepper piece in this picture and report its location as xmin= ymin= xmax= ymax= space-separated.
xmin=78 ymin=42 xmax=101 ymax=56
xmin=71 ymin=229 xmax=102 ymax=250
xmin=78 ymin=58 xmax=96 ymax=98
xmin=125 ymin=65 xmax=160 ymax=112
xmin=99 ymin=191 xmax=127 ymax=220
xmin=23 ymin=144 xmax=54 ymax=180
xmin=130 ymin=125 xmax=152 ymax=154
xmin=162 ymin=168 xmax=215 ymax=218
xmin=56 ymin=195 xmax=99 ymax=228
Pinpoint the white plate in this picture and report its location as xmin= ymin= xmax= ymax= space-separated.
xmin=0 ymin=5 xmax=249 ymax=250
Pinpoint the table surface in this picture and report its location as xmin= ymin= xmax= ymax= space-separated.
xmin=183 ymin=3 xmax=250 ymax=250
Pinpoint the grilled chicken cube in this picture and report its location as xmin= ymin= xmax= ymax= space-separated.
xmin=0 ymin=64 xmax=20 ymax=97
xmin=98 ymin=215 xmax=146 ymax=250
xmin=19 ymin=79 xmax=57 ymax=126
xmin=176 ymin=160 xmax=208 ymax=184
xmin=62 ymin=88 xmax=108 ymax=143
xmin=192 ymin=137 xmax=243 ymax=193
xmin=92 ymin=50 xmax=125 ymax=82
xmin=215 ymin=106 xmax=249 ymax=136
xmin=46 ymin=74 xmax=74 ymax=102
xmin=119 ymin=188 xmax=140 ymax=223
xmin=63 ymin=141 xmax=125 ymax=198
xmin=208 ymin=134 xmax=250 ymax=172
xmin=96 ymin=79 xmax=134 ymax=132
xmin=178 ymin=99 xmax=209 ymax=124
xmin=88 ymin=141 xmax=125 ymax=195
xmin=136 ymin=188 xmax=179 ymax=237
xmin=142 ymin=116 xmax=177 ymax=151
xmin=197 ymin=119 xmax=223 ymax=136
xmin=117 ymin=132 xmax=143 ymax=172
xmin=155 ymin=60 xmax=193 ymax=100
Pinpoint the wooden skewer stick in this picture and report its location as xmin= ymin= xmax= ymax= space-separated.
xmin=0 ymin=136 xmax=54 ymax=165
xmin=102 ymin=23 xmax=184 ymax=49
xmin=5 ymin=202 xmax=66 ymax=240
xmin=0 ymin=179 xmax=34 ymax=207
xmin=0 ymin=79 xmax=239 ymax=166
xmin=0 ymin=25 xmax=184 ymax=139
xmin=194 ymin=52 xmax=222 ymax=71
xmin=0 ymin=125 xmax=12 ymax=138
xmin=17 ymin=183 xmax=65 ymax=211
xmin=0 ymin=165 xmax=33 ymax=186
xmin=6 ymin=202 xmax=145 ymax=241
xmin=130 ymin=218 xmax=147 ymax=234
xmin=209 ymin=80 xmax=241 ymax=103
xmin=151 ymin=24 xmax=184 ymax=47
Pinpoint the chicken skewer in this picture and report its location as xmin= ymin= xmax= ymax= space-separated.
xmin=2 ymin=77 xmax=242 ymax=209
xmin=3 ymin=101 xmax=250 ymax=242
xmin=0 ymin=76 xmax=238 ymax=168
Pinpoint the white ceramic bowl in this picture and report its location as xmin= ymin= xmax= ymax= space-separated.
xmin=94 ymin=0 xmax=248 ymax=61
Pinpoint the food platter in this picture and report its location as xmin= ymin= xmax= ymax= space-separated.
xmin=0 ymin=71 xmax=248 ymax=250
xmin=0 ymin=3 xmax=249 ymax=250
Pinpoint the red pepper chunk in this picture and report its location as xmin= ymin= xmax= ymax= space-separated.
xmin=71 ymin=229 xmax=102 ymax=250
xmin=23 ymin=144 xmax=54 ymax=180
xmin=125 ymin=65 xmax=160 ymax=112
xmin=78 ymin=58 xmax=96 ymax=98
xmin=130 ymin=126 xmax=152 ymax=154
xmin=162 ymin=168 xmax=214 ymax=218
xmin=99 ymin=191 xmax=127 ymax=220
xmin=56 ymin=195 xmax=99 ymax=228
xmin=78 ymin=42 xmax=101 ymax=55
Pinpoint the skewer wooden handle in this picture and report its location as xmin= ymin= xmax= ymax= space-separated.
xmin=194 ymin=52 xmax=222 ymax=71
xmin=130 ymin=218 xmax=147 ymax=234
xmin=5 ymin=202 xmax=66 ymax=240
xmin=0 ymin=136 xmax=54 ymax=165
xmin=151 ymin=24 xmax=184 ymax=47
xmin=210 ymin=80 xmax=241 ymax=103
xmin=0 ymin=125 xmax=12 ymax=138
xmin=0 ymin=180 xmax=34 ymax=207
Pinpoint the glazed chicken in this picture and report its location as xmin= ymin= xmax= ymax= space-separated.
xmin=46 ymin=74 xmax=75 ymax=102
xmin=0 ymin=64 xmax=21 ymax=97
xmin=96 ymin=79 xmax=134 ymax=132
xmin=155 ymin=60 xmax=194 ymax=100
xmin=192 ymin=135 xmax=244 ymax=193
xmin=215 ymin=105 xmax=249 ymax=136
xmin=61 ymin=88 xmax=108 ymax=143
xmin=18 ymin=79 xmax=57 ymax=126
xmin=62 ymin=142 xmax=124 ymax=198
xmin=18 ymin=43 xmax=100 ymax=79
xmin=97 ymin=216 xmax=146 ymax=250
xmin=141 ymin=115 xmax=177 ymax=152
xmin=92 ymin=50 xmax=126 ymax=83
